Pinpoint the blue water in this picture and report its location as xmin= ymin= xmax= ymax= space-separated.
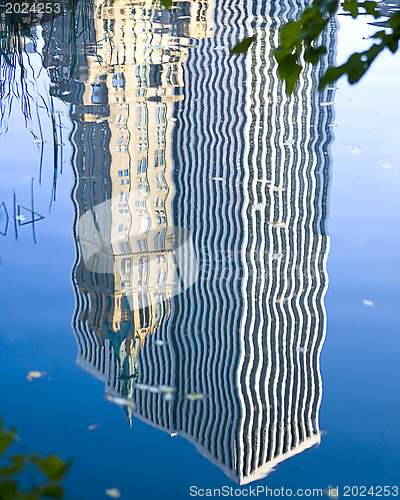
xmin=1 ymin=3 xmax=400 ymax=500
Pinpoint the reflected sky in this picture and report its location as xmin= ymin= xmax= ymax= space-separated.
xmin=1 ymin=0 xmax=400 ymax=497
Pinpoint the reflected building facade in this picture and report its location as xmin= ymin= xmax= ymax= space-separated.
xmin=42 ymin=0 xmax=212 ymax=401
xmin=43 ymin=0 xmax=336 ymax=484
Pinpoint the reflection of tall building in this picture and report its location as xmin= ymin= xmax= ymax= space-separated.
xmin=40 ymin=0 xmax=212 ymax=401
xmin=44 ymin=0 xmax=335 ymax=484
xmin=121 ymin=0 xmax=335 ymax=483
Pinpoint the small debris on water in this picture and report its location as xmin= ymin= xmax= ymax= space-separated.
xmin=253 ymin=203 xmax=265 ymax=210
xmin=268 ymin=221 xmax=287 ymax=228
xmin=105 ymin=395 xmax=135 ymax=409
xmin=378 ymin=160 xmax=392 ymax=168
xmin=168 ymin=118 xmax=177 ymax=122
xmin=164 ymin=393 xmax=174 ymax=402
xmin=320 ymin=102 xmax=333 ymax=106
xmin=87 ymin=424 xmax=100 ymax=431
xmin=105 ymin=488 xmax=121 ymax=498
xmin=158 ymin=385 xmax=175 ymax=393
xmin=186 ymin=393 xmax=204 ymax=401
xmin=26 ymin=370 xmax=46 ymax=381
xmin=170 ymin=432 xmax=178 ymax=438
xmin=212 ymin=177 xmax=224 ymax=181
xmin=363 ymin=299 xmax=374 ymax=307
xmin=347 ymin=146 xmax=361 ymax=154
xmin=154 ymin=339 xmax=167 ymax=346
xmin=328 ymin=124 xmax=337 ymax=127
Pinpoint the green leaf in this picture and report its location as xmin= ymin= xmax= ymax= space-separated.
xmin=319 ymin=64 xmax=347 ymax=88
xmin=160 ymin=0 xmax=172 ymax=8
xmin=304 ymin=45 xmax=327 ymax=63
xmin=276 ymin=53 xmax=302 ymax=94
xmin=230 ymin=36 xmax=256 ymax=54
xmin=0 ymin=455 xmax=25 ymax=476
xmin=0 ymin=480 xmax=18 ymax=500
xmin=40 ymin=484 xmax=64 ymax=498
xmin=389 ymin=11 xmax=400 ymax=30
xmin=0 ymin=430 xmax=16 ymax=456
xmin=387 ymin=37 xmax=399 ymax=53
xmin=16 ymin=493 xmax=38 ymax=500
xmin=362 ymin=1 xmax=380 ymax=18
xmin=342 ymin=0 xmax=360 ymax=18
xmin=32 ymin=454 xmax=72 ymax=482
xmin=280 ymin=20 xmax=302 ymax=46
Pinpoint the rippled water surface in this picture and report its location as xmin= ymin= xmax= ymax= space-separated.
xmin=1 ymin=1 xmax=399 ymax=498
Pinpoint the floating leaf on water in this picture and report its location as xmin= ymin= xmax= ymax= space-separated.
xmin=253 ymin=203 xmax=264 ymax=210
xmin=134 ymin=383 xmax=162 ymax=393
xmin=269 ymin=221 xmax=287 ymax=228
xmin=186 ymin=393 xmax=204 ymax=401
xmin=347 ymin=145 xmax=361 ymax=154
xmin=363 ymin=299 xmax=374 ymax=307
xmin=158 ymin=385 xmax=175 ymax=393
xmin=328 ymin=124 xmax=338 ymax=127
xmin=134 ymin=383 xmax=150 ymax=391
xmin=105 ymin=488 xmax=121 ymax=498
xmin=378 ymin=160 xmax=392 ymax=168
xmin=270 ymin=185 xmax=284 ymax=192
xmin=87 ymin=424 xmax=100 ymax=431
xmin=170 ymin=432 xmax=178 ymax=438
xmin=105 ymin=395 xmax=135 ymax=409
xmin=26 ymin=370 xmax=46 ymax=381
xmin=320 ymin=102 xmax=333 ymax=106
xmin=154 ymin=339 xmax=167 ymax=346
